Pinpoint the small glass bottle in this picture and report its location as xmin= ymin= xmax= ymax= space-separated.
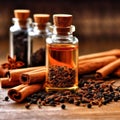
xmin=46 ymin=14 xmax=79 ymax=91
xmin=10 ymin=9 xmax=32 ymax=67
xmin=28 ymin=14 xmax=51 ymax=67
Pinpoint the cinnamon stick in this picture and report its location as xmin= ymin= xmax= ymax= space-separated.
xmin=7 ymin=66 xmax=45 ymax=83
xmin=95 ymin=58 xmax=120 ymax=79
xmin=79 ymin=55 xmax=117 ymax=65
xmin=0 ymin=66 xmax=8 ymax=77
xmin=20 ymin=68 xmax=46 ymax=84
xmin=78 ymin=56 xmax=117 ymax=75
xmin=0 ymin=77 xmax=20 ymax=88
xmin=8 ymin=84 xmax=43 ymax=102
xmin=79 ymin=49 xmax=120 ymax=61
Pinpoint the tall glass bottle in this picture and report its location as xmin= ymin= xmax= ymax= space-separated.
xmin=10 ymin=9 xmax=32 ymax=67
xmin=46 ymin=14 xmax=79 ymax=91
xmin=28 ymin=14 xmax=51 ymax=66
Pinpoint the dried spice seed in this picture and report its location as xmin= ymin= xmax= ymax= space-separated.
xmin=74 ymin=100 xmax=80 ymax=106
xmin=59 ymin=97 xmax=65 ymax=103
xmin=3 ymin=96 xmax=9 ymax=101
xmin=109 ymin=85 xmax=114 ymax=92
xmin=37 ymin=99 xmax=42 ymax=108
xmin=78 ymin=79 xmax=87 ymax=87
xmin=95 ymin=83 xmax=100 ymax=89
xmin=61 ymin=104 xmax=66 ymax=110
xmin=68 ymin=98 xmax=74 ymax=104
xmin=115 ymin=87 xmax=120 ymax=92
xmin=102 ymin=100 xmax=107 ymax=105
xmin=87 ymin=103 xmax=92 ymax=108
xmin=114 ymin=95 xmax=119 ymax=102
xmin=25 ymin=102 xmax=31 ymax=109
xmin=99 ymin=88 xmax=104 ymax=92
xmin=49 ymin=101 xmax=56 ymax=107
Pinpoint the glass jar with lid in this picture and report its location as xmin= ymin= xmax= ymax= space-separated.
xmin=10 ymin=9 xmax=32 ymax=67
xmin=45 ymin=14 xmax=79 ymax=92
xmin=28 ymin=14 xmax=51 ymax=67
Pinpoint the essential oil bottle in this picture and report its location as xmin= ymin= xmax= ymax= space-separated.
xmin=10 ymin=9 xmax=32 ymax=67
xmin=28 ymin=14 xmax=51 ymax=67
xmin=46 ymin=14 xmax=79 ymax=91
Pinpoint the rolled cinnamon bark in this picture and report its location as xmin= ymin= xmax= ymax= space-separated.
xmin=20 ymin=68 xmax=46 ymax=84
xmin=79 ymin=49 xmax=120 ymax=61
xmin=78 ymin=56 xmax=117 ymax=75
xmin=0 ymin=77 xmax=20 ymax=88
xmin=95 ymin=58 xmax=120 ymax=79
xmin=0 ymin=66 xmax=8 ymax=77
xmin=79 ymin=55 xmax=117 ymax=65
xmin=7 ymin=66 xmax=45 ymax=83
xmin=8 ymin=84 xmax=43 ymax=102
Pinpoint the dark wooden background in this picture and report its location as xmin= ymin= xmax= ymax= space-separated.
xmin=0 ymin=0 xmax=120 ymax=62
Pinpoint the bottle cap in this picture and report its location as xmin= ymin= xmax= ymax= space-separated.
xmin=14 ymin=9 xmax=30 ymax=20
xmin=33 ymin=14 xmax=50 ymax=24
xmin=53 ymin=14 xmax=72 ymax=27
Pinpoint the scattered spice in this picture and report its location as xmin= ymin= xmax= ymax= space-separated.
xmin=24 ymin=77 xmax=120 ymax=109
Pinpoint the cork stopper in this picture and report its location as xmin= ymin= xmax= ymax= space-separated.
xmin=33 ymin=14 xmax=50 ymax=24
xmin=53 ymin=14 xmax=72 ymax=27
xmin=14 ymin=9 xmax=30 ymax=20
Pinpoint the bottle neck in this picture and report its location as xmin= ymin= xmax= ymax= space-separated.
xmin=33 ymin=22 xmax=51 ymax=33
xmin=12 ymin=18 xmax=32 ymax=29
xmin=52 ymin=25 xmax=75 ymax=36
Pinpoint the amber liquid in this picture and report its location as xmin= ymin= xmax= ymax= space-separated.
xmin=46 ymin=44 xmax=78 ymax=91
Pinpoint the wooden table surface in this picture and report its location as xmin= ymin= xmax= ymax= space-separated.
xmin=0 ymin=81 xmax=120 ymax=120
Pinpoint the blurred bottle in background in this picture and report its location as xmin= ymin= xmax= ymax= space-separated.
xmin=9 ymin=9 xmax=32 ymax=67
xmin=28 ymin=14 xmax=51 ymax=67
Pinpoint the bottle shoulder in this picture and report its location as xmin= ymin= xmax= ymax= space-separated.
xmin=10 ymin=25 xmax=31 ymax=33
xmin=10 ymin=25 xmax=21 ymax=32
xmin=46 ymin=35 xmax=78 ymax=44
xmin=29 ymin=29 xmax=52 ymax=37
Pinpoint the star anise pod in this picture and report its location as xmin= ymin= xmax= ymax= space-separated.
xmin=1 ymin=55 xmax=24 ymax=69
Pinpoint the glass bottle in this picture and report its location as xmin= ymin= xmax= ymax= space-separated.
xmin=10 ymin=9 xmax=32 ymax=67
xmin=46 ymin=14 xmax=79 ymax=91
xmin=28 ymin=14 xmax=51 ymax=67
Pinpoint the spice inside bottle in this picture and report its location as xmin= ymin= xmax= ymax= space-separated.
xmin=28 ymin=14 xmax=51 ymax=66
xmin=10 ymin=9 xmax=32 ymax=67
xmin=46 ymin=14 xmax=79 ymax=92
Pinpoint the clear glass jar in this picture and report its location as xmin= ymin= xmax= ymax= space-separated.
xmin=9 ymin=10 xmax=32 ymax=67
xmin=28 ymin=20 xmax=51 ymax=67
xmin=46 ymin=14 xmax=79 ymax=92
